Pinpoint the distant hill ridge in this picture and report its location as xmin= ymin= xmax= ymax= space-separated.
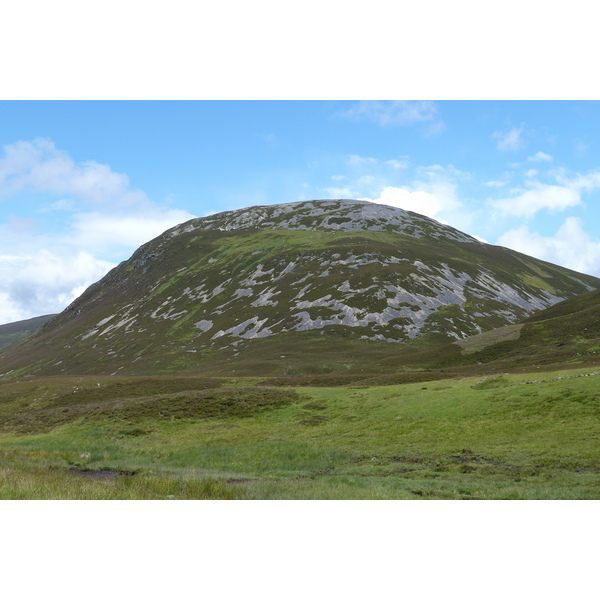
xmin=0 ymin=314 xmax=56 ymax=351
xmin=0 ymin=199 xmax=598 ymax=377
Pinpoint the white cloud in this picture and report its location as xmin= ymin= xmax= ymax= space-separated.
xmin=0 ymin=138 xmax=197 ymax=324
xmin=485 ymin=180 xmax=508 ymax=188
xmin=324 ymin=186 xmax=355 ymax=198
xmin=348 ymin=154 xmax=378 ymax=166
xmin=340 ymin=101 xmax=442 ymax=128
xmin=0 ymin=250 xmax=115 ymax=321
xmin=0 ymin=205 xmax=195 ymax=323
xmin=492 ymin=127 xmax=524 ymax=151
xmin=0 ymin=293 xmax=33 ymax=325
xmin=358 ymin=163 xmax=464 ymax=221
xmin=0 ymin=138 xmax=146 ymax=206
xmin=362 ymin=176 xmax=461 ymax=221
xmin=422 ymin=120 xmax=447 ymax=137
xmin=498 ymin=218 xmax=600 ymax=276
xmin=385 ymin=159 xmax=408 ymax=169
xmin=490 ymin=168 xmax=600 ymax=220
xmin=490 ymin=182 xmax=581 ymax=218
xmin=557 ymin=169 xmax=600 ymax=193
xmin=43 ymin=199 xmax=75 ymax=212
xmin=6 ymin=214 xmax=37 ymax=234
xmin=528 ymin=151 xmax=553 ymax=162
xmin=364 ymin=186 xmax=447 ymax=219
xmin=70 ymin=208 xmax=196 ymax=258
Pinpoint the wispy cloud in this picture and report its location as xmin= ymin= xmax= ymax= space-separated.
xmin=348 ymin=154 xmax=378 ymax=166
xmin=0 ymin=138 xmax=196 ymax=323
xmin=0 ymin=138 xmax=146 ymax=206
xmin=360 ymin=164 xmax=463 ymax=221
xmin=490 ymin=182 xmax=581 ymax=218
xmin=498 ymin=218 xmax=600 ymax=276
xmin=39 ymin=199 xmax=76 ymax=212
xmin=323 ymin=186 xmax=355 ymax=198
xmin=490 ymin=168 xmax=600 ymax=219
xmin=528 ymin=151 xmax=553 ymax=162
xmin=385 ymin=159 xmax=409 ymax=169
xmin=492 ymin=127 xmax=524 ymax=151
xmin=339 ymin=101 xmax=443 ymax=131
xmin=556 ymin=169 xmax=600 ymax=193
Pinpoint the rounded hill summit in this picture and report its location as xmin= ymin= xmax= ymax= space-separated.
xmin=1 ymin=200 xmax=598 ymax=376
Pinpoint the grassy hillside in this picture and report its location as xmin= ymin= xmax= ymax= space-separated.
xmin=0 ymin=315 xmax=56 ymax=351
xmin=1 ymin=201 xmax=599 ymax=500
xmin=441 ymin=288 xmax=600 ymax=373
xmin=0 ymin=223 xmax=597 ymax=378
xmin=0 ymin=368 xmax=599 ymax=499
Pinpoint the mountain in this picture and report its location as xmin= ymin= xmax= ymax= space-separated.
xmin=1 ymin=199 xmax=598 ymax=378
xmin=449 ymin=287 xmax=600 ymax=371
xmin=0 ymin=315 xmax=56 ymax=351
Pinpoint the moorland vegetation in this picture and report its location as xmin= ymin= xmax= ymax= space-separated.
xmin=1 ymin=201 xmax=599 ymax=499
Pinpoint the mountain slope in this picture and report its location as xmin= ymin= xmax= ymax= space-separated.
xmin=1 ymin=200 xmax=598 ymax=378
xmin=0 ymin=315 xmax=56 ymax=351
xmin=449 ymin=288 xmax=600 ymax=371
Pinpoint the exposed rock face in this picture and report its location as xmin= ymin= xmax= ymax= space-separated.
xmin=179 ymin=199 xmax=475 ymax=243
xmin=1 ymin=200 xmax=598 ymax=376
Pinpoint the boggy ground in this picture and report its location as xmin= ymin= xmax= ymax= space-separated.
xmin=0 ymin=368 xmax=599 ymax=499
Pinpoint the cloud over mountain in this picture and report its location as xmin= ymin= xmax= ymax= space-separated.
xmin=498 ymin=217 xmax=600 ymax=276
xmin=0 ymin=139 xmax=195 ymax=324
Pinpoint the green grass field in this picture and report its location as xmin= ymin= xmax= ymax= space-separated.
xmin=1 ymin=366 xmax=599 ymax=499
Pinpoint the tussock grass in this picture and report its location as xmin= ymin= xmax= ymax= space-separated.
xmin=0 ymin=464 xmax=241 ymax=500
xmin=1 ymin=369 xmax=599 ymax=499
xmin=0 ymin=384 xmax=300 ymax=434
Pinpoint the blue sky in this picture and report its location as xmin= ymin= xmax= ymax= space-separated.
xmin=1 ymin=100 xmax=600 ymax=324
